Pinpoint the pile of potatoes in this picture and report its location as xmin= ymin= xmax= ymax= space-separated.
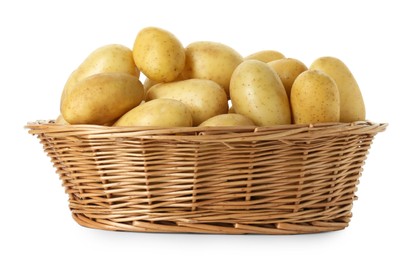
xmin=58 ymin=26 xmax=366 ymax=127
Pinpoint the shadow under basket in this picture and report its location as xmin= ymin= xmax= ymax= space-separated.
xmin=26 ymin=120 xmax=387 ymax=234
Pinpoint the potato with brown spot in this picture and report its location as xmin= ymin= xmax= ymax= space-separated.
xmin=291 ymin=70 xmax=340 ymax=124
xmin=133 ymin=27 xmax=185 ymax=82
xmin=146 ymin=79 xmax=228 ymax=126
xmin=61 ymin=44 xmax=139 ymax=104
xmin=114 ymin=99 xmax=192 ymax=127
xmin=61 ymin=72 xmax=144 ymax=125
xmin=268 ymin=58 xmax=307 ymax=99
xmin=310 ymin=56 xmax=365 ymax=122
xmin=181 ymin=41 xmax=243 ymax=96
xmin=230 ymin=60 xmax=291 ymax=126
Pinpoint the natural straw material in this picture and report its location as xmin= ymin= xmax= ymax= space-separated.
xmin=26 ymin=120 xmax=386 ymax=234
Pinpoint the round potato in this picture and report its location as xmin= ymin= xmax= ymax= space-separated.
xmin=61 ymin=72 xmax=144 ymax=125
xmin=199 ymin=114 xmax=255 ymax=127
xmin=146 ymin=79 xmax=228 ymax=126
xmin=133 ymin=27 xmax=185 ymax=82
xmin=310 ymin=56 xmax=365 ymax=122
xmin=114 ymin=99 xmax=192 ymax=127
xmin=291 ymin=70 xmax=340 ymax=124
xmin=268 ymin=58 xmax=307 ymax=99
xmin=61 ymin=44 xmax=138 ymax=104
xmin=245 ymin=50 xmax=285 ymax=63
xmin=230 ymin=60 xmax=291 ymax=126
xmin=181 ymin=41 xmax=243 ymax=96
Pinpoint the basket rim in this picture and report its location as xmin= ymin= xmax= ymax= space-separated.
xmin=25 ymin=120 xmax=387 ymax=143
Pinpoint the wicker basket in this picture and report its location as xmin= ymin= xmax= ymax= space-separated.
xmin=26 ymin=120 xmax=386 ymax=234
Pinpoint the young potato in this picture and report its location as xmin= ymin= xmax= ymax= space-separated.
xmin=133 ymin=27 xmax=185 ymax=82
xmin=181 ymin=41 xmax=243 ymax=96
xmin=244 ymin=50 xmax=285 ymax=63
xmin=291 ymin=70 xmax=340 ymax=124
xmin=114 ymin=99 xmax=193 ymax=127
xmin=230 ymin=60 xmax=291 ymax=126
xmin=61 ymin=72 xmax=144 ymax=125
xmin=61 ymin=44 xmax=139 ymax=104
xmin=268 ymin=58 xmax=307 ymax=99
xmin=146 ymin=79 xmax=228 ymax=126
xmin=310 ymin=56 xmax=365 ymax=122
xmin=199 ymin=114 xmax=255 ymax=127
xmin=55 ymin=114 xmax=69 ymax=125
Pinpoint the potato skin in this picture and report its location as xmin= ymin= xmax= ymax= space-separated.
xmin=310 ymin=56 xmax=365 ymax=122
xmin=61 ymin=72 xmax=144 ymax=125
xmin=230 ymin=60 xmax=291 ymax=126
xmin=61 ymin=44 xmax=138 ymax=104
xmin=181 ymin=41 xmax=243 ymax=96
xmin=114 ymin=99 xmax=192 ymax=127
xmin=133 ymin=27 xmax=185 ymax=82
xmin=291 ymin=70 xmax=340 ymax=124
xmin=268 ymin=58 xmax=307 ymax=99
xmin=245 ymin=50 xmax=285 ymax=63
xmin=199 ymin=113 xmax=255 ymax=127
xmin=146 ymin=79 xmax=228 ymax=126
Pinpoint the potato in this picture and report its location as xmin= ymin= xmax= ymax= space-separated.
xmin=291 ymin=70 xmax=340 ymax=124
xmin=310 ymin=56 xmax=365 ymax=122
xmin=230 ymin=60 xmax=291 ymax=126
xmin=143 ymin=77 xmax=159 ymax=94
xmin=61 ymin=72 xmax=144 ymax=125
xmin=199 ymin=114 xmax=255 ymax=127
xmin=181 ymin=41 xmax=243 ymax=96
xmin=133 ymin=27 xmax=185 ymax=82
xmin=55 ymin=114 xmax=69 ymax=125
xmin=268 ymin=58 xmax=307 ymax=99
xmin=61 ymin=44 xmax=138 ymax=104
xmin=114 ymin=99 xmax=192 ymax=127
xmin=245 ymin=50 xmax=285 ymax=63
xmin=146 ymin=79 xmax=228 ymax=126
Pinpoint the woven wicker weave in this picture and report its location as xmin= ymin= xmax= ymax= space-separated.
xmin=26 ymin=120 xmax=386 ymax=234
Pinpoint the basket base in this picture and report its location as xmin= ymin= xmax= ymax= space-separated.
xmin=72 ymin=213 xmax=348 ymax=235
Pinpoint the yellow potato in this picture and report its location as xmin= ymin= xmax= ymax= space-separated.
xmin=181 ymin=41 xmax=243 ymax=96
xmin=61 ymin=72 xmax=144 ymax=125
xmin=61 ymin=44 xmax=138 ymax=104
xmin=230 ymin=60 xmax=291 ymax=126
xmin=268 ymin=58 xmax=307 ymax=99
xmin=114 ymin=99 xmax=192 ymax=127
xmin=199 ymin=114 xmax=255 ymax=127
xmin=291 ymin=70 xmax=340 ymax=124
xmin=310 ymin=56 xmax=365 ymax=122
xmin=245 ymin=50 xmax=285 ymax=63
xmin=55 ymin=114 xmax=69 ymax=125
xmin=146 ymin=79 xmax=228 ymax=126
xmin=143 ymin=77 xmax=159 ymax=94
xmin=133 ymin=27 xmax=185 ymax=82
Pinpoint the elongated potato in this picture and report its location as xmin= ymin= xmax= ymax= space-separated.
xmin=61 ymin=44 xmax=138 ymax=104
xmin=133 ymin=27 xmax=185 ymax=82
xmin=146 ymin=79 xmax=228 ymax=126
xmin=245 ymin=50 xmax=285 ymax=63
xmin=199 ymin=113 xmax=255 ymax=127
xmin=230 ymin=60 xmax=291 ymax=126
xmin=310 ymin=56 xmax=365 ymax=122
xmin=181 ymin=41 xmax=243 ymax=96
xmin=268 ymin=58 xmax=307 ymax=99
xmin=114 ymin=99 xmax=192 ymax=127
xmin=291 ymin=70 xmax=340 ymax=124
xmin=61 ymin=72 xmax=144 ymax=125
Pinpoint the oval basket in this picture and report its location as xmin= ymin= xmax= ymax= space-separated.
xmin=26 ymin=120 xmax=386 ymax=234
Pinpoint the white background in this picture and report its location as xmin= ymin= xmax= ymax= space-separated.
xmin=1 ymin=0 xmax=414 ymax=259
